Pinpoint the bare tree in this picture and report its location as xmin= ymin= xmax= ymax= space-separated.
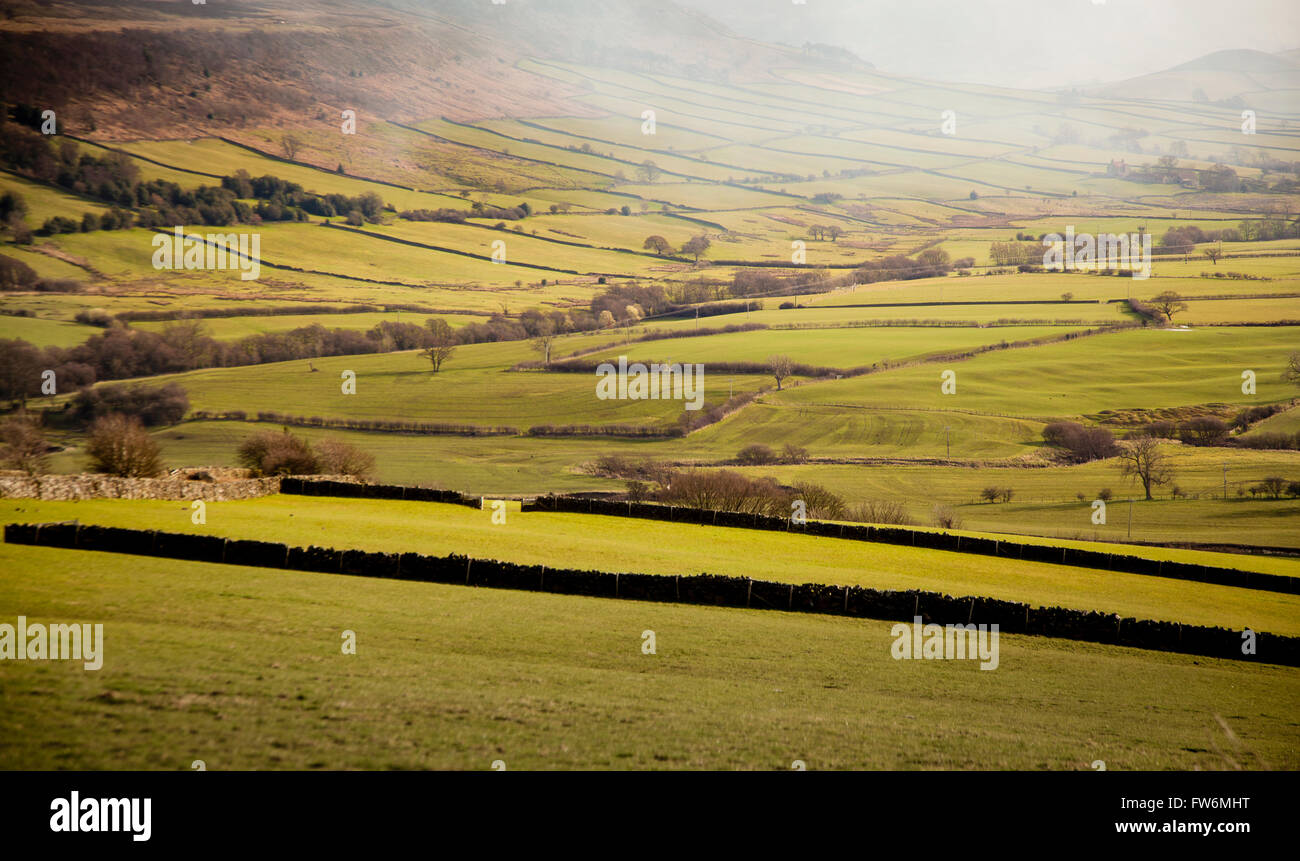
xmin=281 ymin=134 xmax=302 ymax=160
xmin=826 ymin=225 xmax=844 ymax=242
xmin=1117 ymin=436 xmax=1172 ymax=500
xmin=421 ymin=318 xmax=457 ymax=373
xmin=768 ymin=354 xmax=795 ymax=391
xmin=0 ymin=411 xmax=49 ymax=475
xmin=1202 ymin=241 xmax=1223 ymax=266
xmin=1151 ymin=291 xmax=1188 ymax=322
xmin=1283 ymin=351 xmax=1300 ymax=387
xmin=531 ymin=331 xmax=556 ymax=366
xmin=682 ymin=235 xmax=711 ymax=262
xmin=86 ymin=414 xmax=161 ymax=477
xmin=1258 ymin=476 xmax=1287 ymax=500
xmin=315 ymin=437 xmax=376 ymax=480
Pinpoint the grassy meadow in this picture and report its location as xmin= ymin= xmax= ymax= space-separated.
xmin=2 ymin=15 xmax=1299 ymax=773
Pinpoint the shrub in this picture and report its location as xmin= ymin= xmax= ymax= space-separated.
xmin=735 ymin=443 xmax=777 ymax=465
xmin=1128 ymin=420 xmax=1176 ymax=440
xmin=1042 ymin=421 xmax=1118 ymax=462
xmin=70 ymin=382 xmax=189 ymax=428
xmin=931 ymin=504 xmax=962 ymax=529
xmin=1097 ymin=488 xmax=1113 ymax=501
xmin=1231 ymin=404 xmax=1284 ymax=431
xmin=656 ymin=469 xmax=789 ymax=517
xmin=0 ymin=411 xmax=49 ymax=475
xmin=847 ymin=499 xmax=913 ymax=525
xmin=314 ymin=437 xmax=376 ymax=479
xmin=237 ymin=428 xmax=319 ymax=476
xmin=781 ymin=443 xmax=809 ymax=464
xmin=1258 ymin=476 xmax=1288 ymax=499
xmin=791 ymin=481 xmax=846 ymax=519
xmin=1287 ymin=481 xmax=1300 ymax=499
xmin=85 ymin=414 xmax=161 ymax=477
xmin=626 ymin=480 xmax=649 ymax=502
xmin=73 ymin=309 xmax=114 ymax=327
xmin=1178 ymin=416 xmax=1229 ymax=446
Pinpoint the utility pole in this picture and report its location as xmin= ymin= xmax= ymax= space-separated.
xmin=1223 ymin=463 xmax=1228 ymax=500
xmin=1127 ymin=498 xmax=1134 ymax=539
xmin=945 ymin=425 xmax=951 ymax=458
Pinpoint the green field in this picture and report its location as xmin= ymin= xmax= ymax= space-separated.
xmin=132 ymin=311 xmax=477 ymax=341
xmin=4 ymin=496 xmax=1297 ymax=633
xmin=93 ymin=339 xmax=771 ymax=429
xmin=3 ymin=542 xmax=1294 ymax=769
xmin=0 ymin=314 xmax=99 ymax=347
xmin=774 ymin=326 xmax=1299 ymax=417
xmin=577 ymin=325 xmax=1080 ymax=368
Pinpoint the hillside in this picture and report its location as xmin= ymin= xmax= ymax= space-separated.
xmin=0 ymin=0 xmax=816 ymax=140
xmin=1089 ymin=47 xmax=1300 ymax=103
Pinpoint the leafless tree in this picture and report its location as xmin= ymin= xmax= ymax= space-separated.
xmin=1117 ymin=436 xmax=1172 ymax=500
xmin=422 ymin=318 xmax=457 ymax=373
xmin=768 ymin=354 xmax=795 ymax=390
xmin=1151 ymin=291 xmax=1188 ymax=322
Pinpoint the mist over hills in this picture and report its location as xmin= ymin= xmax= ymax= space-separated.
xmin=0 ymin=0 xmax=1293 ymax=139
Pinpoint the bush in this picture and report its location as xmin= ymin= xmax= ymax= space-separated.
xmin=1178 ymin=416 xmax=1229 ymax=446
xmin=1257 ymin=476 xmax=1288 ymax=499
xmin=73 ymin=309 xmax=113 ymax=327
xmin=237 ymin=428 xmax=319 ymax=476
xmin=625 ymin=480 xmax=649 ymax=502
xmin=931 ymin=504 xmax=962 ymax=529
xmin=1042 ymin=421 xmax=1118 ymax=462
xmin=1287 ymin=481 xmax=1300 ymax=499
xmin=791 ymin=482 xmax=846 ymax=519
xmin=1097 ymin=488 xmax=1113 ymax=501
xmin=85 ymin=414 xmax=161 ymax=477
xmin=70 ymin=382 xmax=189 ymax=428
xmin=1128 ymin=420 xmax=1176 ymax=440
xmin=781 ymin=443 xmax=809 ymax=464
xmin=656 ymin=469 xmax=790 ymax=517
xmin=1231 ymin=404 xmax=1285 ymax=431
xmin=847 ymin=499 xmax=913 ymax=525
xmin=735 ymin=443 xmax=777 ymax=465
xmin=0 ymin=253 xmax=40 ymax=291
xmin=315 ymin=437 xmax=376 ymax=479
xmin=0 ymin=411 xmax=49 ymax=475
xmin=1231 ymin=431 xmax=1298 ymax=450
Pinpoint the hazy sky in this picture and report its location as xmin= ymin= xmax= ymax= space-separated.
xmin=676 ymin=0 xmax=1300 ymax=88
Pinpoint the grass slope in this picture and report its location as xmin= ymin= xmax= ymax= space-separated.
xmin=1 ymin=542 xmax=1295 ymax=769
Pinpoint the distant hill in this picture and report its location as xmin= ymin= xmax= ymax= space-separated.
xmin=1088 ymin=48 xmax=1300 ymax=104
xmin=0 ymin=0 xmax=842 ymax=140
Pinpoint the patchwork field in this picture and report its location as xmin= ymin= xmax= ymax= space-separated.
xmin=2 ymin=0 xmax=1299 ymax=775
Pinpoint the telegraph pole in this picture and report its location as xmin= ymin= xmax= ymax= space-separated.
xmin=1127 ymin=498 xmax=1134 ymax=539
xmin=1223 ymin=463 xmax=1228 ymax=500
xmin=945 ymin=425 xmax=951 ymax=458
